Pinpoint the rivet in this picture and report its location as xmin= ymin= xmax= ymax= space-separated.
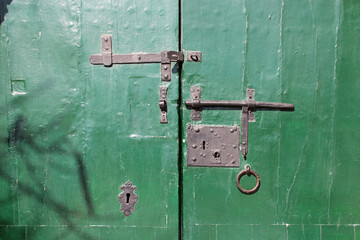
xmin=104 ymin=38 xmax=108 ymax=42
xmin=202 ymin=154 xmax=206 ymax=157
xmin=105 ymin=47 xmax=109 ymax=50
xmin=164 ymin=74 xmax=169 ymax=79
xmin=195 ymin=129 xmax=200 ymax=133
xmin=187 ymin=124 xmax=191 ymax=129
xmin=164 ymin=65 xmax=168 ymax=70
xmin=242 ymin=142 xmax=246 ymax=145
xmin=232 ymin=160 xmax=235 ymax=164
xmin=214 ymin=133 xmax=217 ymax=136
xmin=192 ymin=144 xmax=197 ymax=149
xmin=232 ymin=145 xmax=237 ymax=149
xmin=192 ymin=157 xmax=196 ymax=162
xmin=230 ymin=129 xmax=234 ymax=133
xmin=210 ymin=128 xmax=214 ymax=133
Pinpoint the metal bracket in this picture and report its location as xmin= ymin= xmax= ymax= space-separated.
xmin=90 ymin=35 xmax=194 ymax=123
xmin=186 ymin=51 xmax=202 ymax=62
xmin=159 ymin=86 xmax=168 ymax=123
xmin=190 ymin=87 xmax=202 ymax=121
xmin=185 ymin=87 xmax=294 ymax=159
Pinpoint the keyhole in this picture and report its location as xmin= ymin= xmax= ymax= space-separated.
xmin=126 ymin=193 xmax=130 ymax=203
xmin=202 ymin=141 xmax=206 ymax=150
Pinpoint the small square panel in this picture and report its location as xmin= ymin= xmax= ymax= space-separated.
xmin=187 ymin=124 xmax=239 ymax=167
xmin=11 ymin=79 xmax=26 ymax=95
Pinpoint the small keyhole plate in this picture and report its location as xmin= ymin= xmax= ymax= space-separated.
xmin=187 ymin=125 xmax=239 ymax=167
xmin=118 ymin=181 xmax=138 ymax=216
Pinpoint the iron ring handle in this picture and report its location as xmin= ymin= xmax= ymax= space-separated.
xmin=236 ymin=166 xmax=261 ymax=195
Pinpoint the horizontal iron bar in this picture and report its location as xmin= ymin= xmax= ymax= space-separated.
xmin=90 ymin=53 xmax=160 ymax=65
xmin=185 ymin=100 xmax=294 ymax=110
xmin=90 ymin=52 xmax=183 ymax=65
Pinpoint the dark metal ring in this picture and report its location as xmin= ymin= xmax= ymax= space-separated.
xmin=236 ymin=167 xmax=261 ymax=195
xmin=190 ymin=55 xmax=199 ymax=61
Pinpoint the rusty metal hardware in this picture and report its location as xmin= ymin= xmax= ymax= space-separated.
xmin=118 ymin=181 xmax=138 ymax=216
xmin=186 ymin=51 xmax=202 ymax=62
xmin=159 ymin=86 xmax=168 ymax=123
xmin=185 ymin=87 xmax=295 ymax=159
xmin=89 ymin=35 xmax=186 ymax=123
xmin=187 ymin=124 xmax=240 ymax=167
xmin=236 ymin=166 xmax=260 ymax=194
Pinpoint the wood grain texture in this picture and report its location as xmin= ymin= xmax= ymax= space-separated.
xmin=182 ymin=0 xmax=360 ymax=239
xmin=0 ymin=0 xmax=179 ymax=239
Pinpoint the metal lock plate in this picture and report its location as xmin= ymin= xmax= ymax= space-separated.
xmin=187 ymin=124 xmax=240 ymax=167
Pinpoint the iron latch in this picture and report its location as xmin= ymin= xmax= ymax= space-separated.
xmin=89 ymin=35 xmax=186 ymax=123
xmin=185 ymin=87 xmax=294 ymax=159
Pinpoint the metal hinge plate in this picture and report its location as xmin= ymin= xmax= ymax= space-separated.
xmin=187 ymin=124 xmax=240 ymax=167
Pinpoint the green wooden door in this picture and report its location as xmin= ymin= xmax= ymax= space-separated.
xmin=181 ymin=0 xmax=360 ymax=239
xmin=2 ymin=0 xmax=360 ymax=239
xmin=0 ymin=0 xmax=179 ymax=239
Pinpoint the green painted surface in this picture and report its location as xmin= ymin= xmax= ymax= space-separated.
xmin=0 ymin=0 xmax=179 ymax=239
xmin=182 ymin=0 xmax=360 ymax=239
xmin=1 ymin=0 xmax=360 ymax=239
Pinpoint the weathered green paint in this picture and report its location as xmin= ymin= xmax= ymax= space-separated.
xmin=182 ymin=0 xmax=360 ymax=239
xmin=1 ymin=0 xmax=360 ymax=239
xmin=0 ymin=0 xmax=179 ymax=239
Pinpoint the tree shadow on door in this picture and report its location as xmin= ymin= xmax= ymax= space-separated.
xmin=0 ymin=0 xmax=13 ymax=25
